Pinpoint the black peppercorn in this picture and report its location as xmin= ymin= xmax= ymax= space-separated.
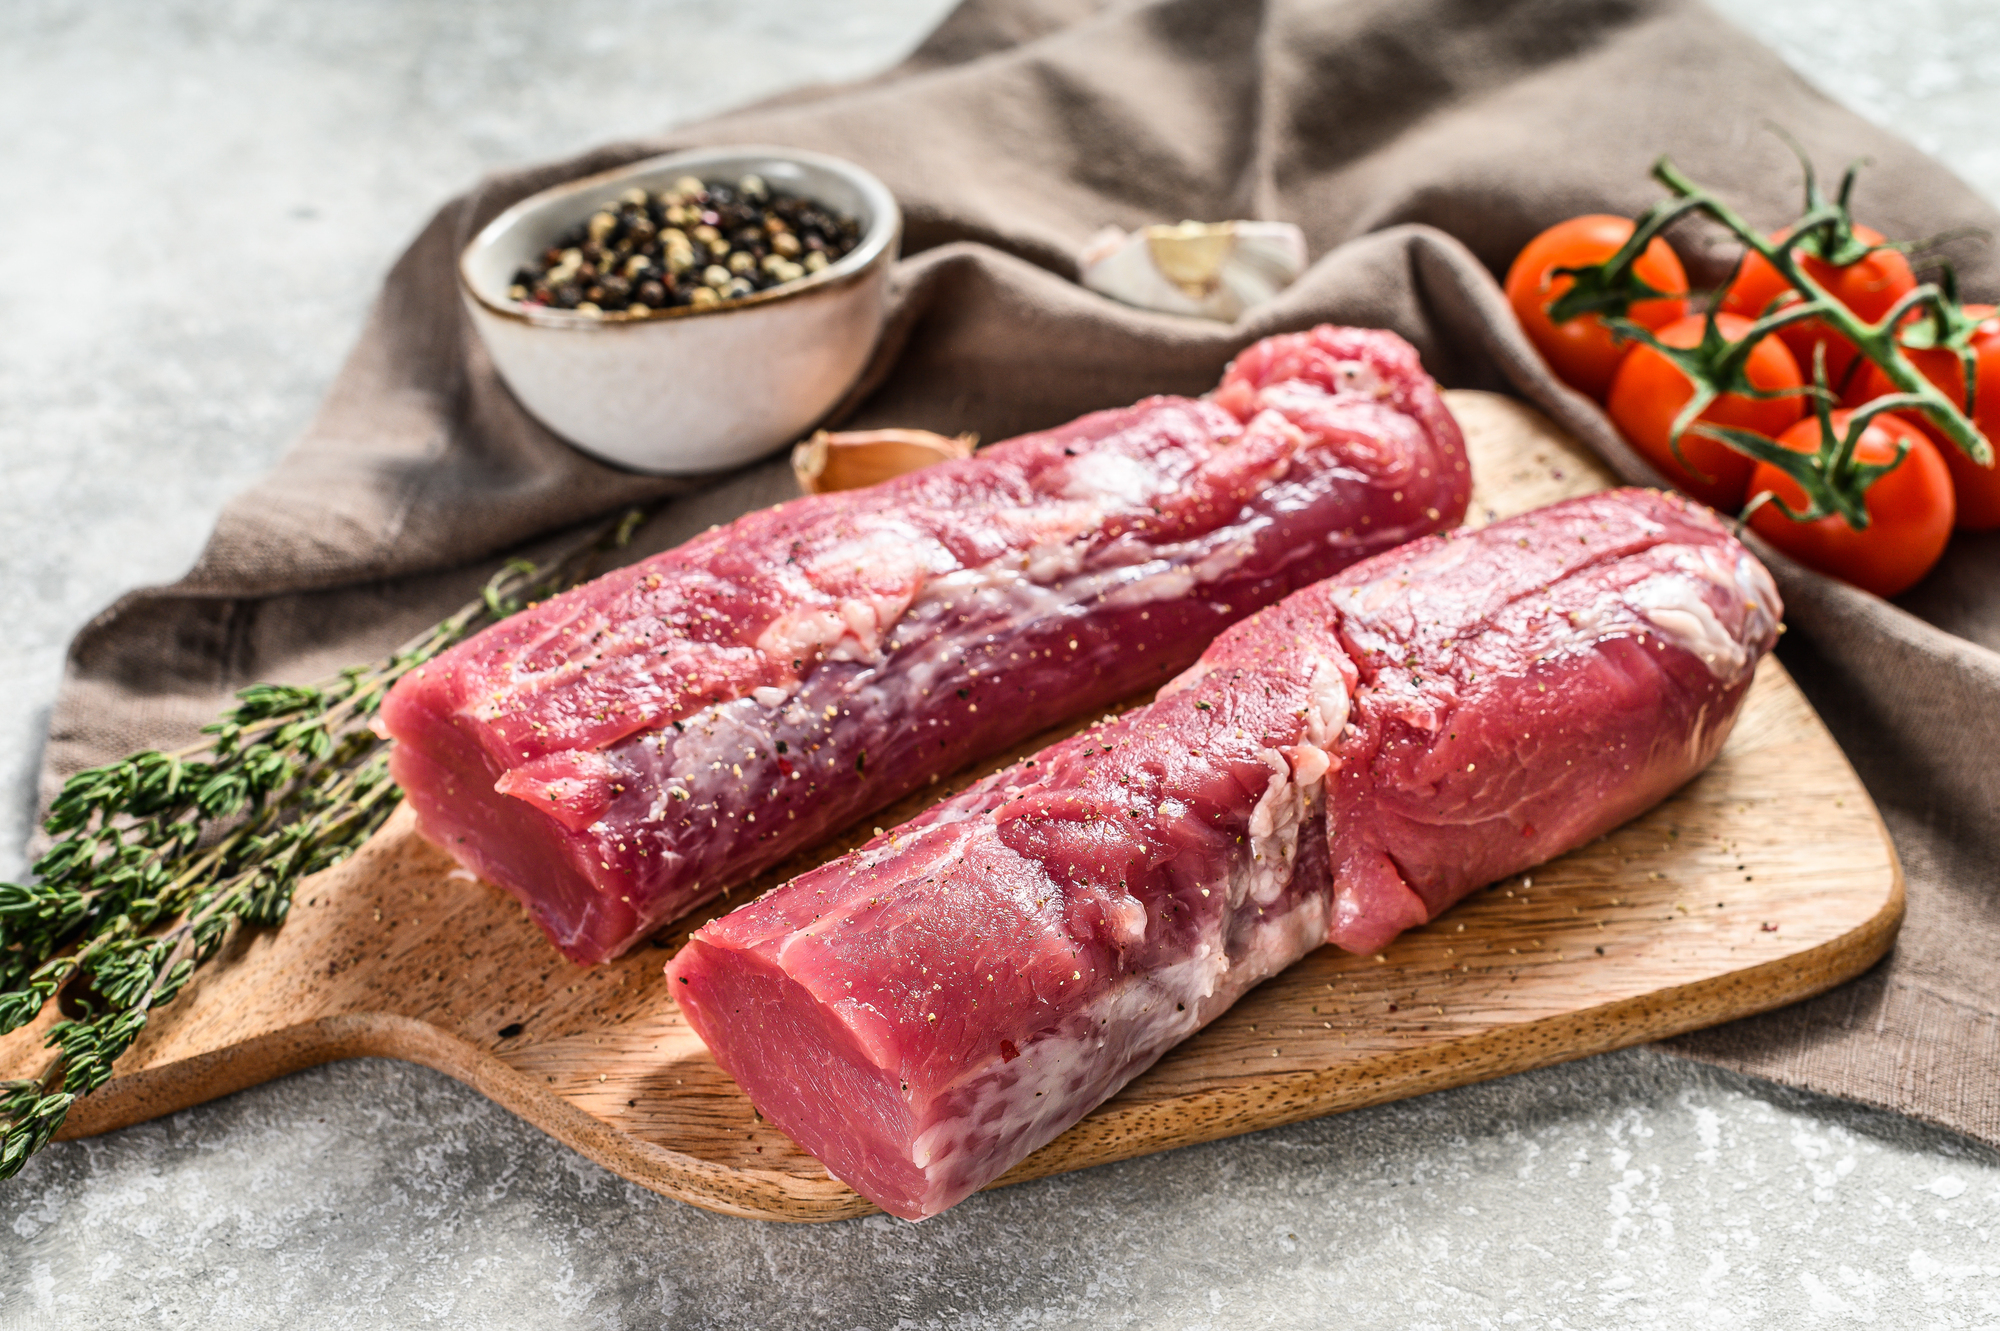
xmin=511 ymin=172 xmax=863 ymax=317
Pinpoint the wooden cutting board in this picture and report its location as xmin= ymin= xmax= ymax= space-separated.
xmin=0 ymin=391 xmax=1902 ymax=1221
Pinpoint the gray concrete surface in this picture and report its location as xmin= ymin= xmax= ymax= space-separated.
xmin=3 ymin=1 xmax=1999 ymax=1326
xmin=7 ymin=1050 xmax=1999 ymax=1329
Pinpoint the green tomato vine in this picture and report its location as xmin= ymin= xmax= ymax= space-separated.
xmin=1547 ymin=150 xmax=1992 ymax=530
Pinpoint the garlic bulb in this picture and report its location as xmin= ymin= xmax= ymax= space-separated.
xmin=1078 ymin=220 xmax=1308 ymax=322
xmin=792 ymin=428 xmax=977 ymax=494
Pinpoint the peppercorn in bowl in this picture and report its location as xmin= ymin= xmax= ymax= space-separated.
xmin=460 ymin=145 xmax=900 ymax=473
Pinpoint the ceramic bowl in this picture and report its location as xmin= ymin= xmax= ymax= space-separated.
xmin=459 ymin=145 xmax=901 ymax=474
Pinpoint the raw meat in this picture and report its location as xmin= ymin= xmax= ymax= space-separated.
xmin=665 ymin=489 xmax=1781 ymax=1220
xmin=382 ymin=326 xmax=1468 ymax=963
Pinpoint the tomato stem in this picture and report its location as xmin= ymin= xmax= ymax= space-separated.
xmin=1537 ymin=151 xmax=1991 ymax=533
xmin=1648 ymin=156 xmax=1991 ymax=471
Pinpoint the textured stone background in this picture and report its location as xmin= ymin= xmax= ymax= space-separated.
xmin=4 ymin=1 xmax=1999 ymax=1326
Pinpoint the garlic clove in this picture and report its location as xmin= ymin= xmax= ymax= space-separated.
xmin=1079 ymin=220 xmax=1308 ymax=322
xmin=1145 ymin=222 xmax=1239 ymax=298
xmin=793 ymin=428 xmax=977 ymax=494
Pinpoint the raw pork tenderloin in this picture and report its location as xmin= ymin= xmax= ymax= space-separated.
xmin=666 ymin=488 xmax=1782 ymax=1220
xmin=383 ymin=326 xmax=1468 ymax=963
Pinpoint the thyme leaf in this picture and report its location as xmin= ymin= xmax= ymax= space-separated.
xmin=0 ymin=509 xmax=647 ymax=1178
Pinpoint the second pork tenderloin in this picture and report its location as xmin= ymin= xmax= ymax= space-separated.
xmin=667 ymin=489 xmax=1782 ymax=1219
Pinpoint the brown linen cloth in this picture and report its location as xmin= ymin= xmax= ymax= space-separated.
xmin=42 ymin=0 xmax=2000 ymax=1145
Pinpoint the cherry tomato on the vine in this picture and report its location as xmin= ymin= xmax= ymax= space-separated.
xmin=1720 ymin=224 xmax=1916 ymax=394
xmin=1505 ymin=215 xmax=1690 ymax=401
xmin=1606 ymin=312 xmax=1805 ymax=511
xmin=1747 ymin=410 xmax=1954 ymax=598
xmin=1855 ymin=303 xmax=2000 ymax=530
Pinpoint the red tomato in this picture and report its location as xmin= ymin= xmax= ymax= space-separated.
xmin=1855 ymin=304 xmax=2000 ymax=530
xmin=1606 ymin=313 xmax=1805 ymax=511
xmin=1747 ymin=410 xmax=1954 ymax=598
xmin=1505 ymin=215 xmax=1690 ymax=401
xmin=1720 ymin=224 xmax=1916 ymax=393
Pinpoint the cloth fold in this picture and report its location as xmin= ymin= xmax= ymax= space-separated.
xmin=43 ymin=0 xmax=2000 ymax=1147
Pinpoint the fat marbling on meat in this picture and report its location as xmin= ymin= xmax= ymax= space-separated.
xmin=666 ymin=488 xmax=1782 ymax=1220
xmin=382 ymin=326 xmax=1469 ymax=963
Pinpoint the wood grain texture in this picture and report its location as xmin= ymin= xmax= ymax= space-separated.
xmin=0 ymin=390 xmax=1903 ymax=1222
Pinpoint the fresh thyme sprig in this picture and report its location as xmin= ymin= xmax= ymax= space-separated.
xmin=0 ymin=509 xmax=647 ymax=1179
xmin=1547 ymin=149 xmax=1994 ymax=529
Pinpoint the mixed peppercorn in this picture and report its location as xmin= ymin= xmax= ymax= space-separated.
xmin=509 ymin=173 xmax=863 ymax=315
